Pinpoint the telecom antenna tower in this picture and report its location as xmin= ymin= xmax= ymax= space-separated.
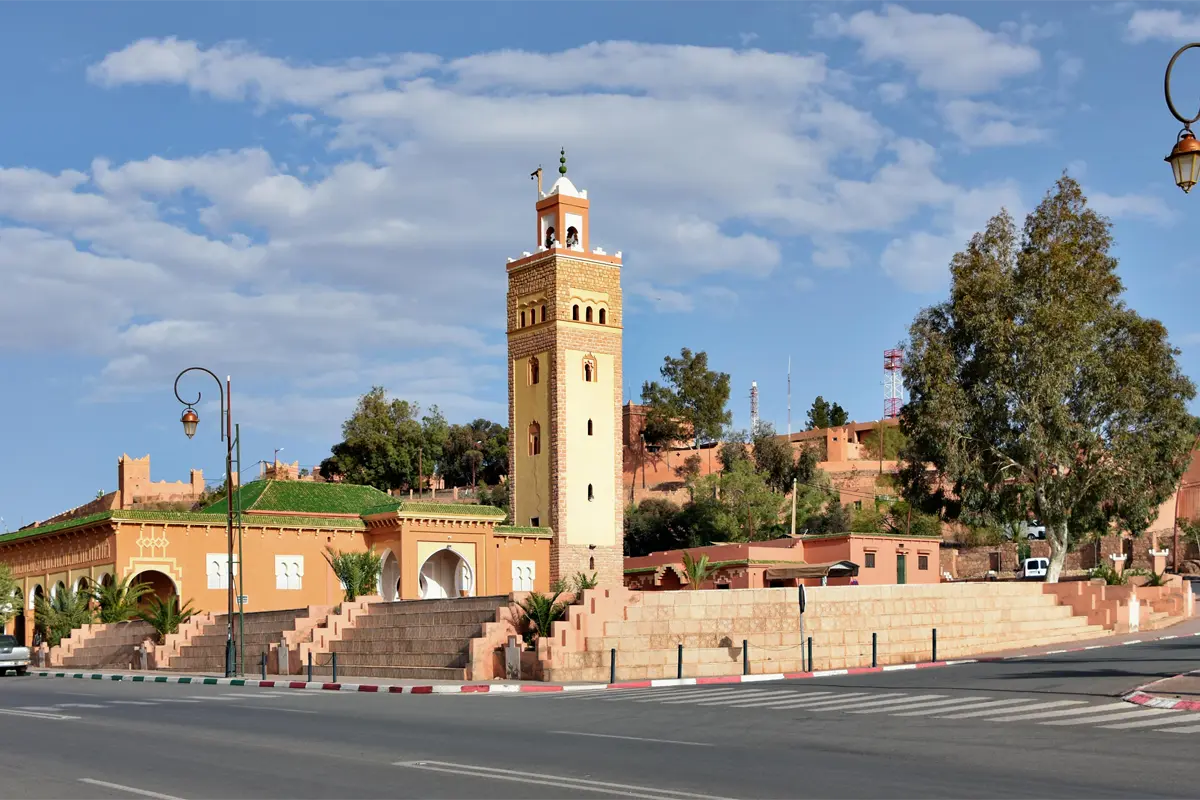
xmin=750 ymin=381 xmax=759 ymax=434
xmin=884 ymin=348 xmax=904 ymax=419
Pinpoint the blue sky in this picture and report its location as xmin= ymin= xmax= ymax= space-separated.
xmin=2 ymin=1 xmax=1200 ymax=527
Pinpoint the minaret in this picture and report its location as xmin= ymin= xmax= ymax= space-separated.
xmin=507 ymin=150 xmax=624 ymax=585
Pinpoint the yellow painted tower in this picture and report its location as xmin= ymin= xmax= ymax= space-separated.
xmin=507 ymin=150 xmax=624 ymax=585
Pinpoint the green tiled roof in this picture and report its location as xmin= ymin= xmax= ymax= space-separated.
xmin=494 ymin=525 xmax=553 ymax=537
xmin=0 ymin=508 xmax=364 ymax=546
xmin=364 ymin=500 xmax=507 ymax=520
xmin=803 ymin=530 xmax=941 ymax=540
xmin=205 ymin=480 xmax=394 ymax=516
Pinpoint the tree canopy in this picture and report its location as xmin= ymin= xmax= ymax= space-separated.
xmin=641 ymin=348 xmax=732 ymax=448
xmin=439 ymin=419 xmax=509 ymax=488
xmin=806 ymin=396 xmax=848 ymax=430
xmin=897 ymin=175 xmax=1196 ymax=582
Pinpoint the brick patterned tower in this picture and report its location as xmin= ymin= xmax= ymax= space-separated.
xmin=507 ymin=150 xmax=624 ymax=586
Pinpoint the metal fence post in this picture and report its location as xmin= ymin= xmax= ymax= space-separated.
xmin=677 ymin=643 xmax=683 ymax=680
xmin=932 ymin=628 xmax=938 ymax=663
xmin=261 ymin=652 xmax=266 ymax=680
xmin=743 ymin=639 xmax=749 ymax=675
xmin=332 ymin=652 xmax=338 ymax=683
xmin=610 ymin=648 xmax=617 ymax=684
xmin=872 ymin=633 xmax=877 ymax=668
xmin=307 ymin=651 xmax=313 ymax=683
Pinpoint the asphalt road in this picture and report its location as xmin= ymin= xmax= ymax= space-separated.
xmin=2 ymin=636 xmax=1199 ymax=800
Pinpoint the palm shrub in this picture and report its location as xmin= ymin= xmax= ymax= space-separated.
xmin=1088 ymin=563 xmax=1129 ymax=586
xmin=681 ymin=551 xmax=714 ymax=590
xmin=571 ymin=572 xmax=599 ymax=593
xmin=139 ymin=594 xmax=197 ymax=644
xmin=34 ymin=589 xmax=94 ymax=647
xmin=324 ymin=546 xmax=383 ymax=601
xmin=92 ymin=576 xmax=153 ymax=623
xmin=517 ymin=590 xmax=569 ymax=648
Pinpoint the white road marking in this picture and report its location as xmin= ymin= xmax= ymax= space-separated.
xmin=939 ymin=699 xmax=1073 ymax=719
xmin=890 ymin=698 xmax=998 ymax=717
xmin=109 ymin=700 xmax=158 ymax=706
xmin=0 ymin=708 xmax=79 ymax=720
xmin=227 ymin=704 xmax=317 ymax=714
xmin=153 ymin=699 xmax=202 ymax=704
xmin=797 ymin=693 xmax=918 ymax=712
xmin=625 ymin=688 xmax=755 ymax=702
xmin=657 ymin=689 xmax=785 ymax=705
xmin=550 ymin=730 xmax=712 ymax=747
xmin=674 ymin=690 xmax=810 ymax=707
xmin=1101 ymin=713 xmax=1193 ymax=730
xmin=55 ymin=703 xmax=106 ymax=709
xmin=986 ymin=702 xmax=1130 ymax=722
xmin=393 ymin=760 xmax=733 ymax=800
xmin=78 ymin=778 xmax=185 ymax=800
xmin=188 ymin=695 xmax=240 ymax=701
xmin=18 ymin=706 xmax=69 ymax=712
xmin=844 ymin=695 xmax=954 ymax=714
xmin=1041 ymin=708 xmax=1181 ymax=726
xmin=751 ymin=692 xmax=875 ymax=710
xmin=1152 ymin=722 xmax=1200 ymax=733
xmin=720 ymin=692 xmax=846 ymax=709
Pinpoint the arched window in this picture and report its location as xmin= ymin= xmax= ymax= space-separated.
xmin=572 ymin=305 xmax=579 ymax=321
xmin=589 ymin=556 xmax=595 ymax=570
xmin=545 ymin=226 xmax=556 ymax=249
xmin=528 ymin=356 xmax=540 ymax=386
xmin=587 ymin=483 xmax=594 ymax=501
xmin=520 ymin=310 xmax=526 ymax=328
xmin=583 ymin=354 xmax=596 ymax=383
xmin=541 ymin=304 xmax=547 ymax=323
xmin=566 ymin=226 xmax=579 ymax=248
xmin=528 ymin=421 xmax=541 ymax=456
xmin=598 ymin=308 xmax=606 ymax=325
xmin=587 ymin=419 xmax=593 ymax=436
xmin=585 ymin=307 xmax=593 ymax=323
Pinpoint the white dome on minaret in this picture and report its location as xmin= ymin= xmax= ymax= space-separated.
xmin=548 ymin=175 xmax=587 ymax=199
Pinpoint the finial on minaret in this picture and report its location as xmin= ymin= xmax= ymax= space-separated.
xmin=530 ymin=165 xmax=543 ymax=196
xmin=559 ymin=148 xmax=567 ymax=176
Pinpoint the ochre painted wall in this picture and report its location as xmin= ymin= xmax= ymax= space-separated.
xmin=512 ymin=350 xmax=551 ymax=529
xmin=563 ymin=348 xmax=617 ymax=548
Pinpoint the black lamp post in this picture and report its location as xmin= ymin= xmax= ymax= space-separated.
xmin=1164 ymin=43 xmax=1200 ymax=193
xmin=174 ymin=367 xmax=237 ymax=678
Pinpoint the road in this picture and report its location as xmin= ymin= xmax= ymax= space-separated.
xmin=2 ymin=636 xmax=1199 ymax=799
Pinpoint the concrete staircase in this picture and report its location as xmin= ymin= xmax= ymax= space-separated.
xmin=57 ymin=620 xmax=156 ymax=669
xmin=166 ymin=608 xmax=312 ymax=672
xmin=312 ymin=596 xmax=508 ymax=681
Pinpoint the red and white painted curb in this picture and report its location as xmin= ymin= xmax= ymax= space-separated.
xmin=31 ymin=628 xmax=1200 ymax=696
xmin=1123 ymin=691 xmax=1200 ymax=712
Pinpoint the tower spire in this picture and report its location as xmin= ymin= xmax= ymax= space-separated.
xmin=559 ymin=148 xmax=568 ymax=176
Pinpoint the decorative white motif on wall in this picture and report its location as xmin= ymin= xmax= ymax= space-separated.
xmin=275 ymin=555 xmax=304 ymax=591
xmin=206 ymin=553 xmax=238 ymax=590
xmin=511 ymin=560 xmax=536 ymax=592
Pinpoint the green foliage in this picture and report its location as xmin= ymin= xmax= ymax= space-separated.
xmin=693 ymin=460 xmax=786 ymax=542
xmin=0 ymin=564 xmax=17 ymax=630
xmin=806 ymin=396 xmax=848 ymax=430
xmin=1088 ymin=563 xmax=1129 ymax=586
xmin=34 ymin=589 xmax=94 ymax=648
xmin=625 ymin=499 xmax=687 ymax=557
xmin=803 ymin=501 xmax=852 ymax=535
xmin=440 ymin=419 xmax=508 ymax=488
xmin=571 ymin=572 xmax=599 ymax=593
xmin=1017 ymin=542 xmax=1032 ymax=564
xmin=324 ymin=546 xmax=384 ymax=601
xmin=897 ymin=175 xmax=1197 ymax=583
xmin=681 ymin=551 xmax=715 ymax=590
xmin=850 ymin=503 xmax=886 ymax=533
xmin=861 ymin=425 xmax=908 ymax=461
xmin=517 ymin=591 xmax=569 ymax=646
xmin=718 ymin=429 xmax=752 ymax=473
xmin=93 ymin=576 xmax=153 ymax=624
xmin=139 ymin=595 xmax=197 ymax=644
xmin=641 ymin=348 xmax=732 ymax=448
xmin=752 ymin=424 xmax=800 ymax=494
xmin=476 ymin=482 xmax=510 ymax=519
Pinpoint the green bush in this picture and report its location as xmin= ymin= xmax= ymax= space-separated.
xmin=92 ymin=576 xmax=153 ymax=623
xmin=517 ymin=591 xmax=569 ymax=647
xmin=34 ymin=589 xmax=94 ymax=647
xmin=324 ymin=546 xmax=384 ymax=601
xmin=139 ymin=594 xmax=197 ymax=644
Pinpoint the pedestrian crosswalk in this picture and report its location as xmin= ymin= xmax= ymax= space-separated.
xmin=14 ymin=691 xmax=322 ymax=718
xmin=503 ymin=685 xmax=1200 ymax=735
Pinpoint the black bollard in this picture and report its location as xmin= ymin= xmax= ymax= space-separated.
xmin=677 ymin=643 xmax=683 ymax=680
xmin=872 ymin=633 xmax=877 ymax=668
xmin=610 ymin=648 xmax=617 ymax=684
xmin=742 ymin=640 xmax=749 ymax=675
xmin=260 ymin=652 xmax=267 ymax=680
xmin=307 ymin=650 xmax=313 ymax=683
xmin=807 ymin=637 xmax=813 ymax=672
xmin=332 ymin=652 xmax=338 ymax=683
xmin=932 ymin=628 xmax=938 ymax=663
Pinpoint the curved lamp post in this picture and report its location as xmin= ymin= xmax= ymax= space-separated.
xmin=1164 ymin=43 xmax=1200 ymax=193
xmin=174 ymin=367 xmax=238 ymax=678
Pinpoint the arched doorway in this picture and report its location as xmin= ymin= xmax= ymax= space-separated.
xmin=378 ymin=550 xmax=400 ymax=602
xmin=418 ymin=549 xmax=473 ymax=600
xmin=29 ymin=585 xmax=45 ymax=646
xmin=130 ymin=570 xmax=176 ymax=612
xmin=75 ymin=576 xmax=91 ymax=596
xmin=99 ymin=573 xmax=114 ymax=589
xmin=51 ymin=581 xmax=66 ymax=601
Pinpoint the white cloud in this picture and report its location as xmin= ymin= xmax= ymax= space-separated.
xmin=1089 ymin=190 xmax=1176 ymax=224
xmin=881 ymin=181 xmax=1025 ymax=293
xmin=0 ymin=35 xmax=1046 ymax=439
xmin=877 ymin=82 xmax=907 ymax=104
xmin=940 ymin=99 xmax=1049 ymax=147
xmin=819 ymin=4 xmax=1041 ymax=94
xmin=1126 ymin=9 xmax=1200 ymax=43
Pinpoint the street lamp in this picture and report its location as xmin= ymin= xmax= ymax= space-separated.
xmin=1163 ymin=43 xmax=1200 ymax=193
xmin=173 ymin=367 xmax=238 ymax=678
xmin=472 ymin=440 xmax=483 ymax=491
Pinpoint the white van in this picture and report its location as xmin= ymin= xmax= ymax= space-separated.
xmin=1022 ymin=557 xmax=1049 ymax=579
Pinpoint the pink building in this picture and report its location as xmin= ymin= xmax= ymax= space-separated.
xmin=624 ymin=532 xmax=940 ymax=591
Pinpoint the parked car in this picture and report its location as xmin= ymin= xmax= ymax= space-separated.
xmin=1022 ymin=558 xmax=1050 ymax=580
xmin=0 ymin=634 xmax=30 ymax=676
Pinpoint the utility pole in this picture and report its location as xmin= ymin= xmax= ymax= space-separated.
xmin=418 ymin=445 xmax=423 ymax=499
xmin=788 ymin=357 xmax=797 ymax=538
